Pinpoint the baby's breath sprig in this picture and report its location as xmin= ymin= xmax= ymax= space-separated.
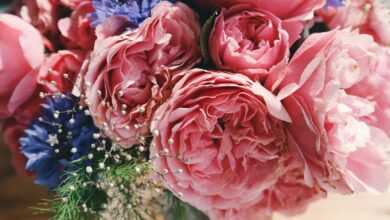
xmin=40 ymin=142 xmax=163 ymax=220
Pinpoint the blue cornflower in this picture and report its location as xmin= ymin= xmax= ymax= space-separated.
xmin=91 ymin=0 xmax=174 ymax=27
xmin=326 ymin=0 xmax=344 ymax=7
xmin=20 ymin=94 xmax=100 ymax=189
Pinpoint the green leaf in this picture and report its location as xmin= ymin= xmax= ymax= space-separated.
xmin=165 ymin=191 xmax=209 ymax=220
xmin=0 ymin=0 xmax=12 ymax=12
xmin=200 ymin=11 xmax=219 ymax=66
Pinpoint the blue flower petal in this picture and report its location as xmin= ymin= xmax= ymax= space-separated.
xmin=90 ymin=0 xmax=175 ymax=27
xmin=327 ymin=0 xmax=344 ymax=7
xmin=20 ymin=94 xmax=103 ymax=189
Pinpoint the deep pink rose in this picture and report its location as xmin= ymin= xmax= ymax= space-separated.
xmin=319 ymin=0 xmax=390 ymax=46
xmin=1 ymin=49 xmax=82 ymax=176
xmin=59 ymin=0 xmax=85 ymax=9
xmin=19 ymin=0 xmax=59 ymax=35
xmin=83 ymin=1 xmax=201 ymax=148
xmin=1 ymin=86 xmax=43 ymax=176
xmin=2 ymin=119 xmax=30 ymax=176
xmin=195 ymin=0 xmax=325 ymax=21
xmin=38 ymin=50 xmax=85 ymax=94
xmin=58 ymin=1 xmax=96 ymax=50
xmin=150 ymin=69 xmax=298 ymax=220
xmin=0 ymin=14 xmax=44 ymax=118
xmin=272 ymin=30 xmax=390 ymax=193
xmin=209 ymin=4 xmax=290 ymax=80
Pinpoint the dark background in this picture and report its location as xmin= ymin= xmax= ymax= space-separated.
xmin=0 ymin=143 xmax=49 ymax=220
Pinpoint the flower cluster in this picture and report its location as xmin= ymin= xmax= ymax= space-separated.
xmin=1 ymin=0 xmax=390 ymax=220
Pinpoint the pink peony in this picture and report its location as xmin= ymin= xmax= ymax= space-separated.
xmin=38 ymin=50 xmax=85 ymax=93
xmin=209 ymin=4 xmax=290 ymax=80
xmin=58 ymin=1 xmax=96 ymax=50
xmin=0 ymin=14 xmax=44 ymax=118
xmin=271 ymin=30 xmax=390 ymax=193
xmin=83 ymin=1 xmax=201 ymax=148
xmin=194 ymin=0 xmax=325 ymax=21
xmin=150 ymin=69 xmax=299 ymax=220
xmin=319 ymin=0 xmax=390 ymax=45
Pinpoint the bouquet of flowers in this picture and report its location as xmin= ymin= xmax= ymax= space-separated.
xmin=1 ymin=0 xmax=390 ymax=219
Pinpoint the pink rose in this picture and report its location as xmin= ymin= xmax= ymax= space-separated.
xmin=38 ymin=50 xmax=85 ymax=94
xmin=19 ymin=0 xmax=59 ymax=35
xmin=0 ymin=14 xmax=44 ymax=118
xmin=319 ymin=0 xmax=390 ymax=45
xmin=199 ymin=0 xmax=325 ymax=47
xmin=1 ymin=85 xmax=44 ymax=176
xmin=272 ymin=30 xmax=390 ymax=193
xmin=195 ymin=0 xmax=325 ymax=21
xmin=209 ymin=158 xmax=325 ymax=220
xmin=1 ymin=49 xmax=82 ymax=176
xmin=150 ymin=69 xmax=296 ymax=220
xmin=58 ymin=1 xmax=96 ymax=50
xmin=209 ymin=4 xmax=290 ymax=80
xmin=83 ymin=2 xmax=201 ymax=147
xmin=2 ymin=88 xmax=43 ymax=175
xmin=95 ymin=16 xmax=132 ymax=39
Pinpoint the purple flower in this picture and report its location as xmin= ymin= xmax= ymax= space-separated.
xmin=91 ymin=0 xmax=174 ymax=27
xmin=326 ymin=0 xmax=344 ymax=7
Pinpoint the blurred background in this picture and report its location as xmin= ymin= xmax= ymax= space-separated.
xmin=0 ymin=141 xmax=48 ymax=220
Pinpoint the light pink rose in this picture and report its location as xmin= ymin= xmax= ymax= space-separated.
xmin=256 ymin=138 xmax=326 ymax=216
xmin=150 ymin=69 xmax=297 ymax=220
xmin=38 ymin=50 xmax=85 ymax=93
xmin=58 ymin=1 xmax=95 ymax=50
xmin=209 ymin=4 xmax=290 ymax=80
xmin=272 ymin=30 xmax=390 ymax=193
xmin=319 ymin=0 xmax=390 ymax=45
xmin=19 ymin=0 xmax=59 ymax=35
xmin=83 ymin=1 xmax=201 ymax=148
xmin=211 ymin=140 xmax=326 ymax=220
xmin=95 ymin=16 xmax=131 ymax=39
xmin=195 ymin=0 xmax=325 ymax=21
xmin=0 ymin=14 xmax=45 ymax=118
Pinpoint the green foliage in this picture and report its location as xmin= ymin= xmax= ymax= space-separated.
xmin=200 ymin=12 xmax=218 ymax=66
xmin=38 ymin=153 xmax=153 ymax=220
xmin=0 ymin=0 xmax=13 ymax=12
xmin=50 ymin=168 xmax=107 ymax=220
xmin=165 ymin=191 xmax=209 ymax=220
